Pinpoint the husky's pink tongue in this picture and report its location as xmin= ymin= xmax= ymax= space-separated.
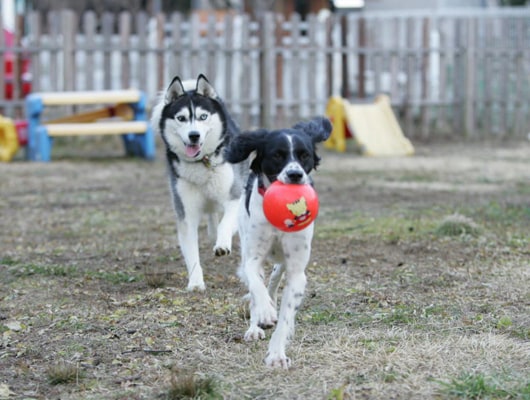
xmin=185 ymin=144 xmax=201 ymax=158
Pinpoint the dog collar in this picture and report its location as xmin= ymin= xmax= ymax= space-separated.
xmin=257 ymin=175 xmax=269 ymax=196
xmin=201 ymin=154 xmax=213 ymax=168
xmin=201 ymin=154 xmax=223 ymax=169
xmin=200 ymin=142 xmax=225 ymax=168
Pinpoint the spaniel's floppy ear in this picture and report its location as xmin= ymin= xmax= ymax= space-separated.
xmin=165 ymin=76 xmax=186 ymax=103
xmin=195 ymin=74 xmax=218 ymax=99
xmin=225 ymin=129 xmax=268 ymax=165
xmin=292 ymin=117 xmax=332 ymax=143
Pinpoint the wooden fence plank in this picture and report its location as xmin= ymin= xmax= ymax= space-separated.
xmin=119 ymin=12 xmax=132 ymax=90
xmin=357 ymin=16 xmax=366 ymax=99
xmin=420 ymin=16 xmax=430 ymax=138
xmin=464 ymin=17 xmax=476 ymax=137
xmin=452 ymin=17 xmax=464 ymax=135
xmin=481 ymin=16 xmax=492 ymax=133
xmin=28 ymin=12 xmax=41 ymax=94
xmin=274 ymin=13 xmax=285 ymax=125
xmin=136 ymin=12 xmax=148 ymax=92
xmin=101 ymin=12 xmax=114 ymax=90
xmin=389 ymin=17 xmax=400 ymax=103
xmin=288 ymin=13 xmax=301 ymax=122
xmin=404 ymin=17 xmax=415 ymax=135
xmin=190 ymin=13 xmax=201 ymax=75
xmin=206 ymin=13 xmax=217 ymax=81
xmin=499 ymin=16 xmax=511 ymax=137
xmin=83 ymin=11 xmax=97 ymax=91
xmin=48 ymin=11 xmax=60 ymax=92
xmin=307 ymin=13 xmax=318 ymax=117
xmin=12 ymin=15 xmax=22 ymax=108
xmin=155 ymin=13 xmax=165 ymax=92
xmin=169 ymin=12 xmax=183 ymax=81
xmin=436 ymin=16 xmax=449 ymax=134
xmin=223 ymin=12 xmax=234 ymax=105
xmin=368 ymin=17 xmax=381 ymax=97
xmin=259 ymin=12 xmax=275 ymax=129
xmin=513 ymin=17 xmax=526 ymax=137
xmin=345 ymin=13 xmax=358 ymax=99
xmin=63 ymin=10 xmax=76 ymax=93
xmin=239 ymin=13 xmax=252 ymax=128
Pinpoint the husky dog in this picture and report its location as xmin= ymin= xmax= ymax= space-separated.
xmin=225 ymin=117 xmax=332 ymax=368
xmin=151 ymin=74 xmax=246 ymax=291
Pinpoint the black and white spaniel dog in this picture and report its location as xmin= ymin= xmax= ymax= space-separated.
xmin=225 ymin=117 xmax=332 ymax=369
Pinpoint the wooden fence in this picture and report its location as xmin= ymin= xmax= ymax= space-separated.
xmin=1 ymin=8 xmax=529 ymax=138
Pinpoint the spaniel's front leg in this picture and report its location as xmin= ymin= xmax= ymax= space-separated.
xmin=264 ymin=230 xmax=312 ymax=368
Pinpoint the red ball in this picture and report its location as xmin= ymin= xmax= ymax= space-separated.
xmin=262 ymin=181 xmax=319 ymax=232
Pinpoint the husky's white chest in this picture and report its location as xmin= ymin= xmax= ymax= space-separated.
xmin=174 ymin=159 xmax=234 ymax=200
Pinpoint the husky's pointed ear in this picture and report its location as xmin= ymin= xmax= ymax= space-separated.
xmin=225 ymin=129 xmax=268 ymax=165
xmin=196 ymin=74 xmax=218 ymax=99
xmin=293 ymin=117 xmax=333 ymax=143
xmin=165 ymin=76 xmax=186 ymax=103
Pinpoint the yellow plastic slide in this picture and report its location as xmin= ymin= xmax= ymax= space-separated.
xmin=325 ymin=95 xmax=414 ymax=156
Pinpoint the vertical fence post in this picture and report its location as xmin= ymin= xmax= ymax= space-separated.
xmin=259 ymin=12 xmax=274 ymax=129
xmin=289 ymin=13 xmax=301 ymax=124
xmin=404 ymin=17 xmax=414 ymax=135
xmin=240 ymin=14 xmax=252 ymax=128
xmin=13 ymin=14 xmax=24 ymax=116
xmin=27 ymin=12 xmax=41 ymax=94
xmin=168 ymin=12 xmax=182 ymax=80
xmin=513 ymin=17 xmax=525 ymax=137
xmin=224 ymin=12 xmax=234 ymax=105
xmin=136 ymin=12 xmax=148 ymax=92
xmin=155 ymin=13 xmax=165 ymax=92
xmin=357 ymin=16 xmax=366 ymax=99
xmin=464 ymin=17 xmax=476 ymax=138
xmin=307 ymin=13 xmax=318 ymax=116
xmin=83 ymin=11 xmax=97 ymax=91
xmin=341 ymin=14 xmax=350 ymax=98
xmin=62 ymin=10 xmax=76 ymax=92
xmin=420 ymin=16 xmax=430 ymax=139
xmin=119 ymin=12 xmax=132 ymax=90
xmin=63 ymin=10 xmax=76 ymax=116
xmin=324 ymin=14 xmax=332 ymax=97
xmin=102 ymin=12 xmax=114 ymax=90
xmin=206 ymin=13 xmax=217 ymax=81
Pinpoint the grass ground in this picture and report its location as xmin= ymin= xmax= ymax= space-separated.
xmin=0 ymin=137 xmax=529 ymax=399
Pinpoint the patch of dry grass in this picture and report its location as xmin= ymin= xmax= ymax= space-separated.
xmin=164 ymin=372 xmax=221 ymax=399
xmin=46 ymin=361 xmax=81 ymax=385
xmin=435 ymin=213 xmax=481 ymax=237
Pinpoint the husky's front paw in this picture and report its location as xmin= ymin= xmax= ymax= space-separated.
xmin=244 ymin=326 xmax=265 ymax=341
xmin=186 ymin=280 xmax=206 ymax=291
xmin=214 ymin=245 xmax=231 ymax=257
xmin=264 ymin=351 xmax=291 ymax=369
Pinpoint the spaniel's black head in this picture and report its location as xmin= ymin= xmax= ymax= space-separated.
xmin=225 ymin=117 xmax=332 ymax=185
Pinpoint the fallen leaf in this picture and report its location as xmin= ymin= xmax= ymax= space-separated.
xmin=0 ymin=384 xmax=15 ymax=399
xmin=4 ymin=321 xmax=22 ymax=332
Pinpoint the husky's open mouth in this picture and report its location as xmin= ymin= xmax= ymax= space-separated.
xmin=185 ymin=144 xmax=201 ymax=158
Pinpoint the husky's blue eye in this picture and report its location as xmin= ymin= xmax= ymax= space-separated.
xmin=198 ymin=113 xmax=208 ymax=121
xmin=177 ymin=116 xmax=186 ymax=122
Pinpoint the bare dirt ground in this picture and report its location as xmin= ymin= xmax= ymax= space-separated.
xmin=1 ymin=137 xmax=529 ymax=399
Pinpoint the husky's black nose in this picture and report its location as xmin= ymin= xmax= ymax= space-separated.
xmin=286 ymin=169 xmax=304 ymax=183
xmin=188 ymin=131 xmax=200 ymax=143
